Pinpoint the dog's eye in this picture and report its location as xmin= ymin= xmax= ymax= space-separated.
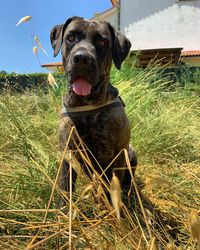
xmin=95 ymin=38 xmax=106 ymax=48
xmin=67 ymin=34 xmax=76 ymax=43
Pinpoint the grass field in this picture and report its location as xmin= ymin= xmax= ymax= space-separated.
xmin=0 ymin=64 xmax=200 ymax=249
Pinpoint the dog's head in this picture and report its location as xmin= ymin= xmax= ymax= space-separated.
xmin=50 ymin=17 xmax=131 ymax=96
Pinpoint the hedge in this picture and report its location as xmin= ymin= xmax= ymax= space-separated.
xmin=160 ymin=64 xmax=200 ymax=86
xmin=0 ymin=73 xmax=49 ymax=92
xmin=0 ymin=64 xmax=199 ymax=92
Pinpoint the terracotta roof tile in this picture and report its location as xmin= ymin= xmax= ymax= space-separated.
xmin=111 ymin=0 xmax=118 ymax=6
xmin=42 ymin=50 xmax=200 ymax=71
xmin=41 ymin=62 xmax=63 ymax=67
xmin=181 ymin=50 xmax=200 ymax=57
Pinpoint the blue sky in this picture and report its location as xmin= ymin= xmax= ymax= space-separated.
xmin=0 ymin=0 xmax=112 ymax=73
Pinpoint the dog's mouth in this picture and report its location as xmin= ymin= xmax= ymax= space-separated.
xmin=71 ymin=76 xmax=92 ymax=96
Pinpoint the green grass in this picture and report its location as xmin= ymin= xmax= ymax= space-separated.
xmin=0 ymin=64 xmax=199 ymax=249
xmin=112 ymin=63 xmax=200 ymax=164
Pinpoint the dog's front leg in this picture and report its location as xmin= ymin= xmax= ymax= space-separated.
xmin=59 ymin=116 xmax=78 ymax=207
xmin=59 ymin=159 xmax=77 ymax=207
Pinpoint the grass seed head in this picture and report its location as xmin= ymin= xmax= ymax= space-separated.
xmin=97 ymin=183 xmax=104 ymax=197
xmin=110 ymin=172 xmax=122 ymax=220
xmin=34 ymin=35 xmax=48 ymax=56
xmin=189 ymin=211 xmax=200 ymax=244
xmin=47 ymin=73 xmax=58 ymax=88
xmin=16 ymin=15 xmax=32 ymax=27
xmin=33 ymin=46 xmax=38 ymax=55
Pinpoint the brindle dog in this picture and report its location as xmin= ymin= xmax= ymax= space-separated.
xmin=50 ymin=16 xmax=137 ymax=202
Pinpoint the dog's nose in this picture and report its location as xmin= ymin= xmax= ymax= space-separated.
xmin=72 ymin=52 xmax=92 ymax=66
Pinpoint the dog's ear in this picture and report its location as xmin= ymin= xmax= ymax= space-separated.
xmin=108 ymin=24 xmax=131 ymax=70
xmin=50 ymin=17 xmax=81 ymax=57
xmin=50 ymin=24 xmax=64 ymax=57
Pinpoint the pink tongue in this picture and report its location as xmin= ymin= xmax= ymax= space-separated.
xmin=72 ymin=77 xmax=92 ymax=96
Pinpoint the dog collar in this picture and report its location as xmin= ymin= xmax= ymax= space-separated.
xmin=61 ymin=96 xmax=125 ymax=117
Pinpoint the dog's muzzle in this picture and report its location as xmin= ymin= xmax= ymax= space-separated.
xmin=67 ymin=47 xmax=98 ymax=96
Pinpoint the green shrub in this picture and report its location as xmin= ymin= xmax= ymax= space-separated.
xmin=0 ymin=73 xmax=48 ymax=92
xmin=114 ymin=64 xmax=200 ymax=164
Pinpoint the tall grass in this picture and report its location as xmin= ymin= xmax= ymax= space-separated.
xmin=0 ymin=64 xmax=199 ymax=249
xmin=115 ymin=64 xmax=200 ymax=165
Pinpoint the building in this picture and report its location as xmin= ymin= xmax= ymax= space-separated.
xmin=42 ymin=0 xmax=200 ymax=71
xmin=94 ymin=0 xmax=200 ymax=66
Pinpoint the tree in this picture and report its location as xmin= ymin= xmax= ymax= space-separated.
xmin=0 ymin=70 xmax=7 ymax=76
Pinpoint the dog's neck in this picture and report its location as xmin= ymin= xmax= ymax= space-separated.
xmin=63 ymin=79 xmax=119 ymax=107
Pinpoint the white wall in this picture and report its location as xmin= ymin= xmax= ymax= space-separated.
xmin=94 ymin=7 xmax=118 ymax=29
xmin=102 ymin=12 xmax=118 ymax=29
xmin=120 ymin=0 xmax=200 ymax=50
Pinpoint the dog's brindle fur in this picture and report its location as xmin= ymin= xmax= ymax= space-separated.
xmin=50 ymin=17 xmax=137 ymax=199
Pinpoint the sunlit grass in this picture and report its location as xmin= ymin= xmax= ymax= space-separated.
xmin=0 ymin=64 xmax=199 ymax=249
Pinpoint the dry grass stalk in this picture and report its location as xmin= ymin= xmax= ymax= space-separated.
xmin=134 ymin=211 xmax=148 ymax=245
xmin=25 ymin=227 xmax=68 ymax=250
xmin=2 ymin=124 xmax=177 ymax=249
xmin=136 ymin=237 xmax=142 ymax=250
xmin=44 ymin=127 xmax=76 ymax=218
xmin=26 ymin=127 xmax=76 ymax=249
xmin=149 ymin=237 xmax=159 ymax=250
xmin=145 ymin=174 xmax=171 ymax=188
xmin=1 ymin=59 xmax=200 ymax=249
xmin=124 ymin=149 xmax=154 ymax=242
xmin=0 ymin=209 xmax=58 ymax=213
xmin=34 ymin=35 xmax=48 ymax=56
xmin=0 ymin=235 xmax=46 ymax=239
xmin=0 ymin=217 xmax=30 ymax=227
xmin=116 ymin=227 xmax=140 ymax=246
xmin=64 ymin=151 xmax=83 ymax=176
xmin=110 ymin=172 xmax=122 ymax=220
xmin=23 ymin=223 xmax=65 ymax=231
xmin=75 ymin=184 xmax=93 ymax=205
xmin=69 ymin=150 xmax=72 ymax=250
xmin=1 ymin=125 xmax=143 ymax=249
xmin=16 ymin=16 xmax=32 ymax=27
xmin=189 ymin=210 xmax=200 ymax=244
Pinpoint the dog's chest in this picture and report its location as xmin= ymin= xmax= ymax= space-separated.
xmin=71 ymin=111 xmax=115 ymax=138
xmin=59 ymin=106 xmax=130 ymax=166
xmin=71 ymin=110 xmax=124 ymax=161
xmin=72 ymin=108 xmax=126 ymax=145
